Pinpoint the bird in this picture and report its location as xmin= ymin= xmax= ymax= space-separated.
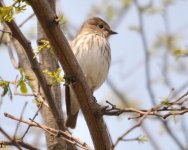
xmin=66 ymin=17 xmax=117 ymax=128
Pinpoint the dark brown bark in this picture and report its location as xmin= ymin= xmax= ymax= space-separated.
xmin=29 ymin=0 xmax=111 ymax=150
xmin=0 ymin=0 xmax=112 ymax=149
xmin=37 ymin=1 xmax=76 ymax=149
xmin=28 ymin=0 xmax=112 ymax=149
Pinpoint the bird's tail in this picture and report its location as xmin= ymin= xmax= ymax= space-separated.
xmin=66 ymin=111 xmax=79 ymax=129
xmin=65 ymin=85 xmax=80 ymax=129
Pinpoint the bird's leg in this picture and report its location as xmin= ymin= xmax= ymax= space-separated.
xmin=90 ymin=90 xmax=104 ymax=118
xmin=91 ymin=90 xmax=100 ymax=106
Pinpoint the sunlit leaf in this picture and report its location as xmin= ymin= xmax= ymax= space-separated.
xmin=106 ymin=6 xmax=114 ymax=21
xmin=19 ymin=80 xmax=28 ymax=94
xmin=171 ymin=47 xmax=188 ymax=59
xmin=163 ymin=0 xmax=175 ymax=6
xmin=121 ymin=0 xmax=133 ymax=7
xmin=43 ymin=68 xmax=64 ymax=84
xmin=19 ymin=67 xmax=23 ymax=76
xmin=34 ymin=39 xmax=52 ymax=58
xmin=160 ymin=98 xmax=171 ymax=106
xmin=25 ymin=74 xmax=33 ymax=81
xmin=0 ymin=79 xmax=12 ymax=99
xmin=0 ymin=6 xmax=14 ymax=22
xmin=137 ymin=135 xmax=148 ymax=143
xmin=1 ymin=83 xmax=9 ymax=97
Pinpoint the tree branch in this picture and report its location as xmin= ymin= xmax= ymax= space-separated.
xmin=0 ymin=2 xmax=65 ymax=130
xmin=4 ymin=113 xmax=92 ymax=150
xmin=27 ymin=0 xmax=112 ymax=149
xmin=134 ymin=0 xmax=156 ymax=105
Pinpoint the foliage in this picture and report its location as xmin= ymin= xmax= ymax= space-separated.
xmin=0 ymin=0 xmax=188 ymax=149
xmin=34 ymin=39 xmax=52 ymax=58
xmin=17 ymin=68 xmax=32 ymax=94
xmin=43 ymin=68 xmax=64 ymax=84
xmin=0 ymin=68 xmax=33 ymax=100
xmin=0 ymin=77 xmax=12 ymax=99
xmin=137 ymin=135 xmax=148 ymax=143
xmin=0 ymin=0 xmax=28 ymax=22
xmin=172 ymin=47 xmax=188 ymax=59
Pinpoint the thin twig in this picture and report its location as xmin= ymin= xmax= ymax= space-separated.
xmin=19 ymin=13 xmax=35 ymax=28
xmin=1 ymin=25 xmax=19 ymax=68
xmin=161 ymin=6 xmax=173 ymax=89
xmin=181 ymin=116 xmax=188 ymax=147
xmin=4 ymin=113 xmax=92 ymax=150
xmin=134 ymin=0 xmax=156 ymax=105
xmin=106 ymin=90 xmax=188 ymax=149
xmin=134 ymin=1 xmax=186 ymax=149
xmin=104 ymin=101 xmax=188 ymax=119
xmin=106 ymin=79 xmax=160 ymax=150
xmin=21 ymin=102 xmax=43 ymax=139
xmin=0 ymin=127 xmax=22 ymax=150
xmin=0 ymin=140 xmax=39 ymax=150
xmin=112 ymin=108 xmax=153 ymax=149
xmin=13 ymin=102 xmax=28 ymax=138
xmin=7 ymin=44 xmax=19 ymax=69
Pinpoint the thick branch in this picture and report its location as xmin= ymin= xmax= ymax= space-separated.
xmin=0 ymin=2 xmax=64 ymax=130
xmin=36 ymin=0 xmax=72 ymax=149
xmin=28 ymin=1 xmax=112 ymax=149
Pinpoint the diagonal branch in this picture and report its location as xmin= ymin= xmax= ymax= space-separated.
xmin=4 ymin=113 xmax=92 ymax=150
xmin=0 ymin=2 xmax=64 ymax=130
xmin=27 ymin=0 xmax=112 ymax=149
xmin=0 ymin=1 xmax=112 ymax=149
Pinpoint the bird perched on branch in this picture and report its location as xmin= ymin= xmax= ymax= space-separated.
xmin=66 ymin=17 xmax=117 ymax=128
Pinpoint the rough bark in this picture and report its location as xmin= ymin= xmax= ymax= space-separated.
xmin=28 ymin=0 xmax=112 ymax=149
xmin=0 ymin=3 xmax=76 ymax=150
xmin=37 ymin=0 xmax=76 ymax=149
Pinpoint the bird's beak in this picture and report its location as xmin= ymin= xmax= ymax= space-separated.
xmin=110 ymin=30 xmax=118 ymax=35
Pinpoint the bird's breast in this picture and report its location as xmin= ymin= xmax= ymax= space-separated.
xmin=71 ymin=33 xmax=111 ymax=90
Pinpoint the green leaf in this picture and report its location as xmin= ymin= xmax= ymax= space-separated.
xmin=24 ymin=0 xmax=30 ymax=5
xmin=19 ymin=67 xmax=23 ymax=76
xmin=0 ymin=77 xmax=13 ymax=99
xmin=121 ymin=0 xmax=132 ymax=7
xmin=43 ymin=68 xmax=64 ymax=84
xmin=34 ymin=39 xmax=52 ymax=58
xmin=0 ymin=6 xmax=14 ymax=22
xmin=137 ymin=135 xmax=148 ymax=143
xmin=163 ymin=0 xmax=175 ymax=6
xmin=32 ymin=98 xmax=41 ymax=106
xmin=57 ymin=13 xmax=66 ymax=25
xmin=160 ymin=98 xmax=171 ymax=106
xmin=25 ymin=74 xmax=33 ymax=81
xmin=1 ymin=84 xmax=9 ymax=97
xmin=0 ymin=80 xmax=9 ymax=95
xmin=106 ymin=6 xmax=114 ymax=21
xmin=0 ymin=0 xmax=29 ymax=22
xmin=172 ymin=48 xmax=188 ymax=59
xmin=19 ymin=80 xmax=28 ymax=94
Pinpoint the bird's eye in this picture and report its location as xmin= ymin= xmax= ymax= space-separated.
xmin=98 ymin=24 xmax=104 ymax=29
